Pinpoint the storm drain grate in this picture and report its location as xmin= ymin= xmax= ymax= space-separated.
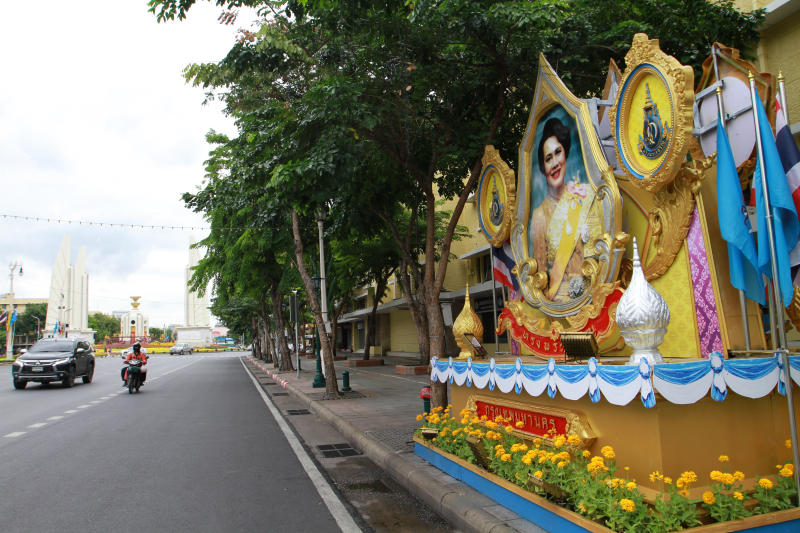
xmin=316 ymin=443 xmax=361 ymax=458
xmin=286 ymin=409 xmax=311 ymax=415
xmin=272 ymin=392 xmax=289 ymax=396
xmin=259 ymin=381 xmax=277 ymax=386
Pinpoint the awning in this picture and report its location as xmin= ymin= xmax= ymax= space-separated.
xmin=458 ymin=244 xmax=491 ymax=260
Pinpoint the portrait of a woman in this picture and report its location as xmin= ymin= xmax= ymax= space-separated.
xmin=529 ymin=115 xmax=602 ymax=302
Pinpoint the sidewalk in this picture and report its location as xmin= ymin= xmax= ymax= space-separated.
xmin=245 ymin=354 xmax=543 ymax=533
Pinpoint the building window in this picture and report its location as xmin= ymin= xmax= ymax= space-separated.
xmin=474 ymin=253 xmax=492 ymax=284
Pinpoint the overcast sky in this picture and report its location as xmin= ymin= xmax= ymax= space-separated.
xmin=0 ymin=1 xmax=257 ymax=327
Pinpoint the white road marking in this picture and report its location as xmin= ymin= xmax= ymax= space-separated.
xmin=240 ymin=359 xmax=361 ymax=533
xmin=90 ymin=400 xmax=102 ymax=404
xmin=47 ymin=416 xmax=64 ymax=421
xmin=27 ymin=423 xmax=47 ymax=429
xmin=4 ymin=432 xmax=26 ymax=438
xmin=76 ymin=404 xmax=90 ymax=409
xmin=64 ymin=410 xmax=78 ymax=414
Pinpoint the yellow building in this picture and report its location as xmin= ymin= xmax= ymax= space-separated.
xmin=0 ymin=297 xmax=48 ymax=314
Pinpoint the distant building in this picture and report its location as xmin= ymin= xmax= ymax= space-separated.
xmin=0 ymin=297 xmax=47 ymax=314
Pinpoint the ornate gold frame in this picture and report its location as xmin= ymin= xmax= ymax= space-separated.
xmin=477 ymin=145 xmax=517 ymax=247
xmin=610 ymin=34 xmax=694 ymax=193
xmin=464 ymin=394 xmax=596 ymax=448
xmin=510 ymin=54 xmax=626 ymax=318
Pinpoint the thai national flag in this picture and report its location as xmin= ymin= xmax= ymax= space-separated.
xmin=492 ymin=241 xmax=519 ymax=292
xmin=775 ymin=99 xmax=800 ymax=282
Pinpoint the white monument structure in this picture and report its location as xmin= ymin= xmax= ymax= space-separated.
xmin=174 ymin=243 xmax=212 ymax=347
xmin=44 ymin=235 xmax=94 ymax=342
xmin=119 ymin=296 xmax=149 ymax=341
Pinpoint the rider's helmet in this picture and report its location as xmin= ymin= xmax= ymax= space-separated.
xmin=133 ymin=342 xmax=141 ymax=350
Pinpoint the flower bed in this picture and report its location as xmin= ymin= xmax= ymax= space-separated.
xmin=415 ymin=406 xmax=800 ymax=532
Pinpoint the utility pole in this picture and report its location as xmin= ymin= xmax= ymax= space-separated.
xmin=5 ymin=261 xmax=22 ymax=358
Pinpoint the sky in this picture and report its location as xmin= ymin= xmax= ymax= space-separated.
xmin=0 ymin=1 xmax=258 ymax=328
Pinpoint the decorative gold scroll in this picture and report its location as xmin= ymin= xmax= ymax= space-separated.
xmin=477 ymin=145 xmax=517 ymax=247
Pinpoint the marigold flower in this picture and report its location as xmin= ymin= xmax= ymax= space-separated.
xmin=780 ymin=466 xmax=793 ymax=478
xmin=533 ymin=470 xmax=543 ymax=479
xmin=582 ymin=450 xmax=591 ymax=458
xmin=710 ymin=470 xmax=722 ymax=482
xmin=619 ymin=498 xmax=635 ymax=513
xmin=567 ymin=434 xmax=581 ymax=445
xmin=733 ymin=471 xmax=745 ymax=482
xmin=601 ymin=446 xmax=615 ymax=459
xmin=733 ymin=491 xmax=744 ymax=501
xmin=664 ymin=477 xmax=672 ymax=485
xmin=501 ymin=453 xmax=512 ymax=462
xmin=522 ymin=456 xmax=532 ymax=465
xmin=578 ymin=502 xmax=586 ymax=514
xmin=494 ymin=444 xmax=504 ymax=450
xmin=676 ymin=478 xmax=685 ymax=489
xmin=518 ymin=444 xmax=528 ymax=452
xmin=510 ymin=444 xmax=520 ymax=453
xmin=533 ymin=438 xmax=543 ymax=447
xmin=554 ymin=435 xmax=566 ymax=448
xmin=758 ymin=478 xmax=774 ymax=490
xmin=718 ymin=455 xmax=729 ymax=463
xmin=680 ymin=489 xmax=689 ymax=498
xmin=557 ymin=461 xmax=568 ymax=469
xmin=786 ymin=439 xmax=792 ymax=449
xmin=626 ymin=481 xmax=637 ymax=490
xmin=505 ymin=425 xmax=514 ymax=434
xmin=702 ymin=491 xmax=716 ymax=505
xmin=515 ymin=420 xmax=525 ymax=429
xmin=495 ymin=448 xmax=505 ymax=458
xmin=494 ymin=415 xmax=504 ymax=423
xmin=416 ymin=414 xmax=423 ymax=421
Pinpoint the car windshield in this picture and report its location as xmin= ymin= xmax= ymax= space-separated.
xmin=29 ymin=341 xmax=74 ymax=353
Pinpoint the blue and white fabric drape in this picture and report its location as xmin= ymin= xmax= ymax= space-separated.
xmin=430 ymin=352 xmax=800 ymax=408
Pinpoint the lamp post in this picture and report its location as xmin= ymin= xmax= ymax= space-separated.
xmin=33 ymin=316 xmax=40 ymax=340
xmin=311 ymin=275 xmax=325 ymax=388
xmin=5 ymin=261 xmax=22 ymax=358
xmin=317 ymin=210 xmax=330 ymax=335
xmin=292 ymin=289 xmax=300 ymax=377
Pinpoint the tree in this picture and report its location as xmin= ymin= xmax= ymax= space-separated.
xmin=88 ymin=312 xmax=120 ymax=341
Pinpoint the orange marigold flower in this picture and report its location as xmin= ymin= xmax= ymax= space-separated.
xmin=664 ymin=477 xmax=673 ymax=485
xmin=522 ymin=456 xmax=532 ymax=465
xmin=619 ymin=498 xmax=635 ymax=513
xmin=733 ymin=491 xmax=744 ymax=501
xmin=554 ymin=435 xmax=566 ymax=448
xmin=702 ymin=491 xmax=716 ymax=505
xmin=733 ymin=471 xmax=745 ymax=482
xmin=601 ymin=446 xmax=615 ymax=459
xmin=758 ymin=478 xmax=773 ymax=490
xmin=515 ymin=420 xmax=525 ymax=429
xmin=780 ymin=466 xmax=794 ymax=478
xmin=582 ymin=450 xmax=592 ymax=458
xmin=533 ymin=470 xmax=543 ymax=479
xmin=567 ymin=434 xmax=581 ymax=445
xmin=626 ymin=481 xmax=637 ymax=490
xmin=718 ymin=455 xmax=729 ymax=463
xmin=786 ymin=439 xmax=793 ymax=449
xmin=501 ymin=453 xmax=512 ymax=462
xmin=505 ymin=425 xmax=514 ymax=434
xmin=578 ymin=502 xmax=586 ymax=514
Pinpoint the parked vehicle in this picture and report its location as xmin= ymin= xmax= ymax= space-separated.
xmin=11 ymin=338 xmax=95 ymax=389
xmin=169 ymin=343 xmax=193 ymax=355
xmin=123 ymin=358 xmax=145 ymax=394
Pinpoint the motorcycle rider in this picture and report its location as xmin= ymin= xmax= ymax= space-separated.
xmin=121 ymin=342 xmax=148 ymax=386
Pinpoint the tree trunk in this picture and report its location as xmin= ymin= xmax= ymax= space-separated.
xmin=270 ymin=283 xmax=294 ymax=371
xmin=263 ymin=316 xmax=276 ymax=364
xmin=292 ymin=209 xmax=339 ymax=399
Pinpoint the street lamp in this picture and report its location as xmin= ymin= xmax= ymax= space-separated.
xmin=5 ymin=261 xmax=22 ymax=358
xmin=311 ymin=275 xmax=325 ymax=388
xmin=317 ymin=209 xmax=330 ymax=334
xmin=292 ymin=289 xmax=300 ymax=377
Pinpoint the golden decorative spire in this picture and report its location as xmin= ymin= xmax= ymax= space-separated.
xmin=453 ymin=283 xmax=484 ymax=359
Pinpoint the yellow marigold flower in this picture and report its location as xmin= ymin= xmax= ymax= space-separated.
xmin=495 ymin=448 xmax=506 ymax=458
xmin=702 ymin=491 xmax=716 ymax=505
xmin=510 ymin=443 xmax=520 ymax=453
xmin=522 ymin=456 xmax=532 ymax=465
xmin=494 ymin=415 xmax=504 ymax=423
xmin=582 ymin=450 xmax=592 ymax=458
xmin=733 ymin=471 xmax=745 ymax=482
xmin=480 ymin=415 xmax=488 ymax=421
xmin=515 ymin=420 xmax=525 ymax=429
xmin=676 ymin=479 xmax=685 ymax=489
xmin=485 ymin=421 xmax=497 ymax=430
xmin=664 ymin=477 xmax=672 ymax=485
xmin=722 ymin=473 xmax=735 ymax=486
xmin=784 ymin=463 xmax=794 ymax=473
xmin=780 ymin=466 xmax=793 ymax=478
xmin=649 ymin=472 xmax=658 ymax=483
xmin=680 ymin=489 xmax=689 ymax=498
xmin=601 ymin=446 xmax=615 ymax=459
xmin=519 ymin=444 xmax=528 ymax=452
xmin=567 ymin=434 xmax=581 ymax=445
xmin=624 ymin=466 xmax=630 ymax=472
xmin=533 ymin=470 xmax=543 ymax=479
xmin=505 ymin=425 xmax=514 ymax=434
xmin=786 ymin=439 xmax=792 ymax=449
xmin=759 ymin=478 xmax=774 ymax=490
xmin=557 ymin=461 xmax=568 ymax=469
xmin=494 ymin=444 xmax=504 ymax=450
xmin=553 ymin=435 xmax=567 ymax=448
xmin=626 ymin=481 xmax=637 ymax=490
xmin=619 ymin=499 xmax=635 ymax=513
xmin=776 ymin=464 xmax=783 ymax=470
xmin=680 ymin=471 xmax=698 ymax=484
xmin=710 ymin=470 xmax=722 ymax=482
xmin=501 ymin=453 xmax=512 ymax=463
xmin=578 ymin=502 xmax=586 ymax=514
xmin=533 ymin=438 xmax=543 ymax=447
xmin=471 ymin=417 xmax=480 ymax=425
xmin=733 ymin=491 xmax=744 ymax=501
xmin=718 ymin=455 xmax=729 ymax=463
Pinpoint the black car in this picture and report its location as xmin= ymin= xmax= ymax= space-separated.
xmin=11 ymin=338 xmax=95 ymax=389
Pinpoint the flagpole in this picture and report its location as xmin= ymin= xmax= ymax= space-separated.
xmin=716 ymin=84 xmax=752 ymax=351
xmin=490 ymin=247 xmax=499 ymax=354
xmin=749 ymin=72 xmax=800 ymax=501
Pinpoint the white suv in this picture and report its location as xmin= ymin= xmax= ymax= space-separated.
xmin=169 ymin=343 xmax=193 ymax=355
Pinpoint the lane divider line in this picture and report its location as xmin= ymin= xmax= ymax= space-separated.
xmin=4 ymin=432 xmax=26 ymax=438
xmin=27 ymin=423 xmax=47 ymax=429
xmin=240 ymin=358 xmax=361 ymax=533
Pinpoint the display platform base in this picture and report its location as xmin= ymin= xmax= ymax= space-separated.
xmin=414 ymin=437 xmax=800 ymax=533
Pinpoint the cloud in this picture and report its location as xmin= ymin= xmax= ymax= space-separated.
xmin=0 ymin=1 xmax=256 ymax=327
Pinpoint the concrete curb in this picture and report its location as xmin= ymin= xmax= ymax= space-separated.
xmin=246 ymin=357 xmax=541 ymax=533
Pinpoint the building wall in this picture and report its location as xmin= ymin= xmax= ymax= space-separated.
xmin=389 ymin=310 xmax=421 ymax=352
xmin=0 ymin=298 xmax=47 ymax=314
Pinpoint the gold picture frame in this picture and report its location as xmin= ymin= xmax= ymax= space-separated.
xmin=477 ymin=145 xmax=517 ymax=247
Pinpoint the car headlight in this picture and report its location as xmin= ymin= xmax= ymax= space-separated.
xmin=53 ymin=358 xmax=72 ymax=366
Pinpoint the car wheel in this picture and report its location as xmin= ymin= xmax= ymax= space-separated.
xmin=62 ymin=368 xmax=75 ymax=388
xmin=82 ymin=364 xmax=94 ymax=384
xmin=13 ymin=378 xmax=27 ymax=390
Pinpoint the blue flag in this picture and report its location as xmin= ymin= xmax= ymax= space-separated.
xmin=10 ymin=310 xmax=17 ymax=326
xmin=752 ymin=93 xmax=800 ymax=305
xmin=716 ymin=119 xmax=764 ymax=304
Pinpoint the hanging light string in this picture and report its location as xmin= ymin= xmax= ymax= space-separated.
xmin=0 ymin=213 xmax=246 ymax=232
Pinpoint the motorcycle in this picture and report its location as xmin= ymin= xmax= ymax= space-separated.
xmin=123 ymin=358 xmax=145 ymax=394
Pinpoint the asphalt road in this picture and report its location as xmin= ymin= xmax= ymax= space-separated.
xmin=0 ymin=352 xmax=355 ymax=533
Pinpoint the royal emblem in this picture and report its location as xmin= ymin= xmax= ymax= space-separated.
xmin=638 ymin=84 xmax=671 ymax=159
xmin=490 ymin=179 xmax=503 ymax=226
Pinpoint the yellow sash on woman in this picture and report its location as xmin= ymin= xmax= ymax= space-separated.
xmin=546 ymin=189 xmax=595 ymax=300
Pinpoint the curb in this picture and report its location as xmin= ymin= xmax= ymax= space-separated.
xmin=246 ymin=357 xmax=540 ymax=533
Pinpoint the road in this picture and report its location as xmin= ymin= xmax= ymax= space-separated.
xmin=0 ymin=352 xmax=357 ymax=533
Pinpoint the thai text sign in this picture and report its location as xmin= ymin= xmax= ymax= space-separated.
xmin=475 ymin=400 xmax=568 ymax=438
